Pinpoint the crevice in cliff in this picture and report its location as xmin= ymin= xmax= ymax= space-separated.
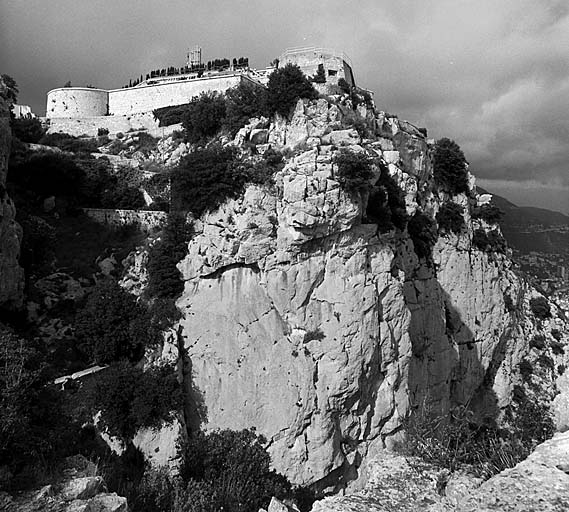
xmin=201 ymin=261 xmax=260 ymax=279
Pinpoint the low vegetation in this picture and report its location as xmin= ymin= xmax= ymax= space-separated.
xmin=403 ymin=396 xmax=555 ymax=479
xmin=171 ymin=145 xmax=281 ymax=217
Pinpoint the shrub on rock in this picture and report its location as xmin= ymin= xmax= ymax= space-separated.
xmin=408 ymin=211 xmax=438 ymax=260
xmin=436 ymin=202 xmax=465 ymax=234
xmin=433 ymin=138 xmax=469 ymax=195
xmin=224 ymin=82 xmax=268 ymax=135
xmin=266 ymin=63 xmax=318 ymax=117
xmin=529 ymin=297 xmax=551 ymax=320
xmin=334 ymin=148 xmax=375 ymax=192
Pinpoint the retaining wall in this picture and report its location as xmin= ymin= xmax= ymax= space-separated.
xmin=45 ymin=113 xmax=182 ymax=137
xmin=108 ymin=74 xmax=248 ymax=115
xmin=83 ymin=208 xmax=168 ymax=232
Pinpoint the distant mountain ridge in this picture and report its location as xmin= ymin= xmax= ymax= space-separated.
xmin=478 ymin=186 xmax=569 ymax=254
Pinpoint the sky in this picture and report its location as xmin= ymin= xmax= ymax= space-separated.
xmin=1 ymin=0 xmax=568 ymax=214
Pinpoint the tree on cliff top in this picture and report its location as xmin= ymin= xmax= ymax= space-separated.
xmin=266 ymin=63 xmax=318 ymax=117
xmin=433 ymin=138 xmax=469 ymax=195
xmin=182 ymin=91 xmax=227 ymax=144
xmin=0 ymin=74 xmax=18 ymax=103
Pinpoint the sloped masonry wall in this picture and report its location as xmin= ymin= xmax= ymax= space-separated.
xmin=45 ymin=112 xmax=182 ymax=137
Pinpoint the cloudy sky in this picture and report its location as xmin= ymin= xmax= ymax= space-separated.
xmin=1 ymin=0 xmax=568 ymax=213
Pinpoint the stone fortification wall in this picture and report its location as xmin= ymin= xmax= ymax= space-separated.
xmin=279 ymin=48 xmax=355 ymax=86
xmin=108 ymin=74 xmax=252 ymax=116
xmin=45 ymin=112 xmax=182 ymax=137
xmin=47 ymin=88 xmax=108 ymax=118
xmin=83 ymin=208 xmax=167 ymax=232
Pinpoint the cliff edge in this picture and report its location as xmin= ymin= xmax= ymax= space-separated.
xmin=0 ymin=77 xmax=24 ymax=310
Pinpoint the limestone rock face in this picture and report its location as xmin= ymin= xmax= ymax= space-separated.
xmin=174 ymin=99 xmax=568 ymax=489
xmin=0 ymin=78 xmax=24 ymax=310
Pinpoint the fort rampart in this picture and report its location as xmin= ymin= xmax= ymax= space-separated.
xmin=46 ymin=74 xmax=258 ymax=119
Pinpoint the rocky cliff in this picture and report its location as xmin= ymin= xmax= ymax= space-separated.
xmin=0 ymin=77 xmax=24 ymax=310
xmin=163 ymin=98 xmax=569 ymax=490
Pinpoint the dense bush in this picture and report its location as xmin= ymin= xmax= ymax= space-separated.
xmin=154 ymin=104 xmax=191 ymax=127
xmin=472 ymin=204 xmax=504 ymax=224
xmin=224 ymin=82 xmax=268 ymax=135
xmin=472 ymin=228 xmax=506 ymax=253
xmin=266 ymin=63 xmax=318 ymax=117
xmin=75 ymin=280 xmax=158 ymax=364
xmin=433 ymin=138 xmax=469 ymax=194
xmin=333 ymin=149 xmax=375 ymax=192
xmin=180 ymin=429 xmax=292 ymax=512
xmin=9 ymin=152 xmax=85 ymax=200
xmin=18 ymin=215 xmax=56 ymax=275
xmin=92 ymin=362 xmax=182 ymax=440
xmin=39 ymin=132 xmax=99 ymax=153
xmin=530 ymin=334 xmax=546 ymax=350
xmin=408 ymin=212 xmax=438 ymax=260
xmin=101 ymin=185 xmax=146 ymax=210
xmin=171 ymin=146 xmax=277 ymax=217
xmin=146 ymin=213 xmax=192 ymax=301
xmin=0 ymin=324 xmax=82 ymax=490
xmin=436 ymin=202 xmax=465 ymax=234
xmin=12 ymin=116 xmax=45 ymax=143
xmin=182 ymin=91 xmax=227 ymax=144
xmin=529 ymin=297 xmax=551 ymax=320
xmin=365 ymin=165 xmax=407 ymax=232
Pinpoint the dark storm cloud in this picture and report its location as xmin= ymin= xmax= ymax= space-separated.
xmin=1 ymin=0 xmax=568 ymax=209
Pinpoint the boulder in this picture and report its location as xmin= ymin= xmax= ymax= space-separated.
xmin=84 ymin=493 xmax=127 ymax=512
xmin=328 ymin=129 xmax=360 ymax=146
xmin=61 ymin=476 xmax=105 ymax=501
xmin=250 ymin=129 xmax=269 ymax=145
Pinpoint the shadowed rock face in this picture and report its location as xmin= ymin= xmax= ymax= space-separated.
xmin=0 ymin=77 xmax=24 ymax=310
xmin=171 ymin=98 xmax=568 ymax=490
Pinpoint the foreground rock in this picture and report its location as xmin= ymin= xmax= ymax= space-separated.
xmin=0 ymin=456 xmax=127 ymax=512
xmin=309 ymin=431 xmax=569 ymax=511
xmin=450 ymin=430 xmax=569 ymax=512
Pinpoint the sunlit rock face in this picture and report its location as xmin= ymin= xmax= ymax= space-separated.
xmin=172 ymin=98 xmax=568 ymax=489
xmin=0 ymin=78 xmax=24 ymax=310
